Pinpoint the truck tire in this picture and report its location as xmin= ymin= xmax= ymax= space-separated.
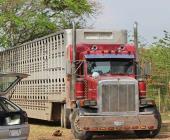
xmin=61 ymin=104 xmax=71 ymax=128
xmin=71 ymin=109 xmax=92 ymax=140
xmin=135 ymin=107 xmax=161 ymax=138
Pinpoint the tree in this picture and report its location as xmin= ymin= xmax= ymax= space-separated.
xmin=140 ymin=31 xmax=170 ymax=112
xmin=0 ymin=0 xmax=99 ymax=48
xmin=141 ymin=31 xmax=170 ymax=87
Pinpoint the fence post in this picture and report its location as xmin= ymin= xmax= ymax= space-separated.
xmin=158 ymin=88 xmax=161 ymax=112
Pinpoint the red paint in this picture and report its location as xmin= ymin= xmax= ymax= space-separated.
xmin=67 ymin=43 xmax=139 ymax=101
xmin=138 ymin=80 xmax=146 ymax=98
xmin=75 ymin=81 xmax=84 ymax=99
xmin=68 ymin=43 xmax=136 ymax=61
xmin=85 ymin=77 xmax=98 ymax=100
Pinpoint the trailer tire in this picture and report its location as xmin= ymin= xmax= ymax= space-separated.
xmin=61 ymin=104 xmax=71 ymax=128
xmin=60 ymin=104 xmax=64 ymax=128
xmin=71 ymin=109 xmax=92 ymax=140
xmin=135 ymin=107 xmax=161 ymax=138
xmin=63 ymin=104 xmax=71 ymax=128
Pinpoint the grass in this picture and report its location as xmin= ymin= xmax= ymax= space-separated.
xmin=161 ymin=113 xmax=170 ymax=122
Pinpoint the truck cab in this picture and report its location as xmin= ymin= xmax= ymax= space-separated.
xmin=67 ymin=28 xmax=161 ymax=140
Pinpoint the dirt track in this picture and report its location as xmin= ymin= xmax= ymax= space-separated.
xmin=28 ymin=120 xmax=170 ymax=140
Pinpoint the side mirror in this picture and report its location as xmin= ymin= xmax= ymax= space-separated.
xmin=143 ymin=62 xmax=151 ymax=76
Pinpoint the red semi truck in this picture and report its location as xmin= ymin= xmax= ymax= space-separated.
xmin=67 ymin=23 xmax=161 ymax=139
xmin=0 ymin=23 xmax=161 ymax=140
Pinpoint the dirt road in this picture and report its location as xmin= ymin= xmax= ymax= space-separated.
xmin=28 ymin=123 xmax=170 ymax=140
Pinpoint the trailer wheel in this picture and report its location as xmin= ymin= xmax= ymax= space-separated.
xmin=135 ymin=107 xmax=161 ymax=138
xmin=61 ymin=104 xmax=71 ymax=128
xmin=60 ymin=104 xmax=64 ymax=128
xmin=71 ymin=109 xmax=92 ymax=140
xmin=63 ymin=104 xmax=71 ymax=128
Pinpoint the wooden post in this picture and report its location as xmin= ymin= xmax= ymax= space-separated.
xmin=158 ymin=88 xmax=161 ymax=112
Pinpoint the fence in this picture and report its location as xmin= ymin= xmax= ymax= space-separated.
xmin=147 ymin=75 xmax=170 ymax=113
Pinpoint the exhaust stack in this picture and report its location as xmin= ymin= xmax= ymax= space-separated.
xmin=134 ymin=22 xmax=139 ymax=62
xmin=71 ymin=22 xmax=76 ymax=101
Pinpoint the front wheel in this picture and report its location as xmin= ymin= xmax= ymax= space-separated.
xmin=135 ymin=107 xmax=161 ymax=138
xmin=71 ymin=109 xmax=93 ymax=140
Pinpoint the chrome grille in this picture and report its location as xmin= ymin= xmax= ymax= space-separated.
xmin=99 ymin=79 xmax=138 ymax=113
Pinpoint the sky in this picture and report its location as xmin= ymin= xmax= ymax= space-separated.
xmin=89 ymin=0 xmax=170 ymax=44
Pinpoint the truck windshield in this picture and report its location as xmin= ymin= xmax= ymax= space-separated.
xmin=87 ymin=59 xmax=134 ymax=75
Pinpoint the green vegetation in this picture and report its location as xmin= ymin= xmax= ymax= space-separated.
xmin=140 ymin=31 xmax=170 ymax=113
xmin=0 ymin=0 xmax=99 ymax=48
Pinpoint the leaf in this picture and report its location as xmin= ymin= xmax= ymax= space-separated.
xmin=0 ymin=0 xmax=98 ymax=47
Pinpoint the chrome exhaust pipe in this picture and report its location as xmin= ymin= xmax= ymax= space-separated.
xmin=134 ymin=21 xmax=139 ymax=62
xmin=71 ymin=22 xmax=76 ymax=101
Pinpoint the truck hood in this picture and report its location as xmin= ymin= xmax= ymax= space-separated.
xmin=87 ymin=75 xmax=136 ymax=88
xmin=0 ymin=72 xmax=29 ymax=96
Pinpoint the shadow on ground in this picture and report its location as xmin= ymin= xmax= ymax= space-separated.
xmin=28 ymin=118 xmax=60 ymax=126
